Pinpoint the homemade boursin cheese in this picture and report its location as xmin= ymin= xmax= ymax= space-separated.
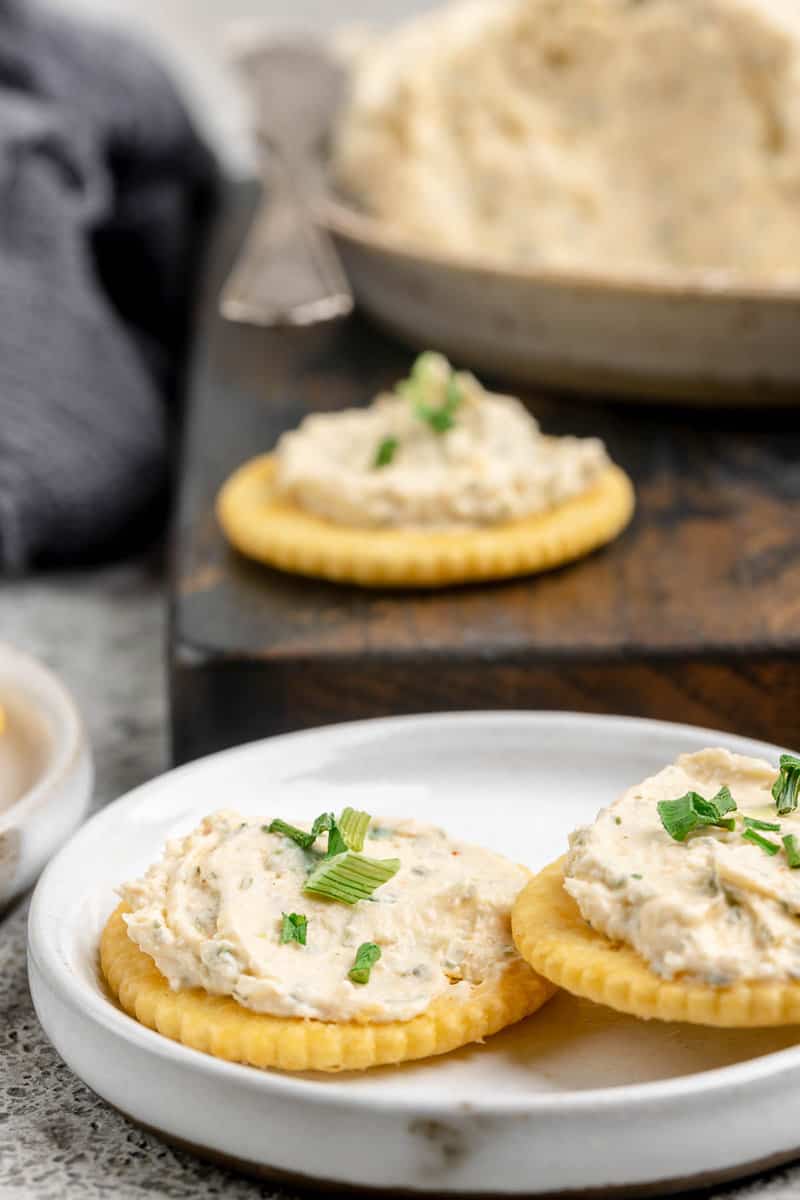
xmin=120 ymin=810 xmax=528 ymax=1023
xmin=333 ymin=0 xmax=800 ymax=280
xmin=274 ymin=352 xmax=609 ymax=528
xmin=565 ymin=748 xmax=800 ymax=986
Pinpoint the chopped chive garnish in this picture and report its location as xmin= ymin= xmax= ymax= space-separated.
xmin=631 ymin=873 xmax=643 ymax=879
xmin=304 ymin=852 xmax=400 ymax=905
xmin=711 ymin=786 xmax=736 ymax=817
xmin=744 ymin=816 xmax=781 ymax=832
xmin=348 ymin=942 xmax=381 ymax=985
xmin=266 ymin=819 xmax=318 ymax=850
xmin=784 ymin=834 xmax=800 ymax=868
xmin=267 ymin=812 xmax=335 ymax=851
xmin=280 ymin=912 xmax=308 ymax=945
xmin=657 ymin=796 xmax=700 ymax=842
xmin=742 ymin=828 xmax=780 ymax=856
xmin=338 ymin=808 xmax=371 ymax=853
xmin=773 ymin=755 xmax=800 ymax=815
xmin=373 ymin=436 xmax=399 ymax=468
xmin=658 ymin=787 xmax=738 ymax=842
xmin=398 ymin=352 xmax=464 ymax=435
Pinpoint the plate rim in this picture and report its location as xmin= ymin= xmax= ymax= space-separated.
xmin=28 ymin=709 xmax=800 ymax=1120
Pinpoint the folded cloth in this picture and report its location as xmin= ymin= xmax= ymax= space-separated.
xmin=0 ymin=0 xmax=219 ymax=571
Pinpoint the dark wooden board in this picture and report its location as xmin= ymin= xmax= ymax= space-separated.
xmin=169 ymin=184 xmax=800 ymax=765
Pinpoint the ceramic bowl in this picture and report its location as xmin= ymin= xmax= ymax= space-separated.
xmin=322 ymin=197 xmax=800 ymax=404
xmin=0 ymin=643 xmax=92 ymax=907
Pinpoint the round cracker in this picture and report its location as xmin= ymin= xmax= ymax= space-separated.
xmin=512 ymin=858 xmax=800 ymax=1027
xmin=101 ymin=905 xmax=555 ymax=1072
xmin=216 ymin=454 xmax=634 ymax=589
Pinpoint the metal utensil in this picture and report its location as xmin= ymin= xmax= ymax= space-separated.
xmin=220 ymin=39 xmax=353 ymax=327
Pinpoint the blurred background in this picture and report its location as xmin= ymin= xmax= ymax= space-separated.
xmin=63 ymin=0 xmax=440 ymax=175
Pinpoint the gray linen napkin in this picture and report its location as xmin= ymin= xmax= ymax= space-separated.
xmin=0 ymin=0 xmax=218 ymax=570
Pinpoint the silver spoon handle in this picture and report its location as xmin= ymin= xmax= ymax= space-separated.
xmin=219 ymin=149 xmax=353 ymax=327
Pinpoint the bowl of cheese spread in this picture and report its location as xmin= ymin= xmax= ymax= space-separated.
xmin=314 ymin=0 xmax=800 ymax=400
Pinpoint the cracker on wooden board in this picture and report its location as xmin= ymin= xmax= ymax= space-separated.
xmin=216 ymin=455 xmax=635 ymax=589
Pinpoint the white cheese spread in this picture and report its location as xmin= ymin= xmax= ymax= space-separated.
xmin=274 ymin=353 xmax=608 ymax=528
xmin=565 ymin=748 xmax=800 ymax=985
xmin=120 ymin=810 xmax=528 ymax=1023
xmin=332 ymin=0 xmax=800 ymax=281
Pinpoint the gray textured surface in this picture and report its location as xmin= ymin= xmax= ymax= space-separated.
xmin=0 ymin=559 xmax=300 ymax=1198
xmin=3 ymin=570 xmax=800 ymax=1198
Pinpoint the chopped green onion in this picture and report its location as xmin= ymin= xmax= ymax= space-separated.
xmin=657 ymin=787 xmax=738 ymax=842
xmin=266 ymin=819 xmax=318 ymax=850
xmin=373 ymin=436 xmax=399 ymax=468
xmin=348 ymin=942 xmax=381 ymax=985
xmin=773 ymin=754 xmax=800 ymax=815
xmin=744 ymin=816 xmax=781 ymax=832
xmin=657 ymin=796 xmax=701 ymax=842
xmin=399 ymin=352 xmax=463 ymax=434
xmin=338 ymin=808 xmax=371 ymax=853
xmin=710 ymin=786 xmax=737 ymax=817
xmin=692 ymin=786 xmax=736 ymax=822
xmin=304 ymin=852 xmax=400 ymax=905
xmin=280 ymin=912 xmax=308 ymax=945
xmin=743 ymin=828 xmax=780 ymax=856
xmin=267 ymin=812 xmax=336 ymax=851
xmin=784 ymin=834 xmax=800 ymax=868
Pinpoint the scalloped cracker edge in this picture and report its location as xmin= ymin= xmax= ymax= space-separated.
xmin=512 ymin=858 xmax=800 ymax=1027
xmin=216 ymin=454 xmax=635 ymax=589
xmin=101 ymin=905 xmax=555 ymax=1072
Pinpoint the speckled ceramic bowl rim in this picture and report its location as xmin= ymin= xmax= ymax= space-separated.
xmin=320 ymin=196 xmax=800 ymax=302
xmin=0 ymin=642 xmax=87 ymax=833
xmin=26 ymin=711 xmax=800 ymax=1118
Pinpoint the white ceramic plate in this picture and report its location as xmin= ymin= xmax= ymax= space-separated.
xmin=0 ymin=643 xmax=92 ymax=907
xmin=27 ymin=713 xmax=800 ymax=1195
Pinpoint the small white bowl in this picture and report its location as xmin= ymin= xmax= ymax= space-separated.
xmin=0 ymin=643 xmax=92 ymax=907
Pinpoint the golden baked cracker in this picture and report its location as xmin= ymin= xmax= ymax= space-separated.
xmin=101 ymin=905 xmax=555 ymax=1072
xmin=216 ymin=454 xmax=634 ymax=589
xmin=512 ymin=858 xmax=800 ymax=1027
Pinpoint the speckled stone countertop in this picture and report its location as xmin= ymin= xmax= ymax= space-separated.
xmin=2 ymin=560 xmax=800 ymax=1199
xmin=0 ymin=558 xmax=303 ymax=1199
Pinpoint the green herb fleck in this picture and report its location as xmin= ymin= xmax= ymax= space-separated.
xmin=631 ymin=873 xmax=643 ymax=879
xmin=744 ymin=816 xmax=781 ymax=832
xmin=743 ymin=828 xmax=780 ymax=856
xmin=614 ymin=816 xmax=622 ymax=826
xmin=280 ymin=912 xmax=308 ymax=945
xmin=348 ymin=942 xmax=381 ymax=985
xmin=373 ymin=436 xmax=399 ymax=468
xmin=304 ymin=852 xmax=400 ymax=905
xmin=773 ymin=755 xmax=800 ymax=815
xmin=658 ymin=786 xmax=738 ymax=843
xmin=784 ymin=834 xmax=800 ymax=868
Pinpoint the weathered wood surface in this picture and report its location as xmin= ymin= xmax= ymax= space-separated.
xmin=170 ymin=186 xmax=800 ymax=764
